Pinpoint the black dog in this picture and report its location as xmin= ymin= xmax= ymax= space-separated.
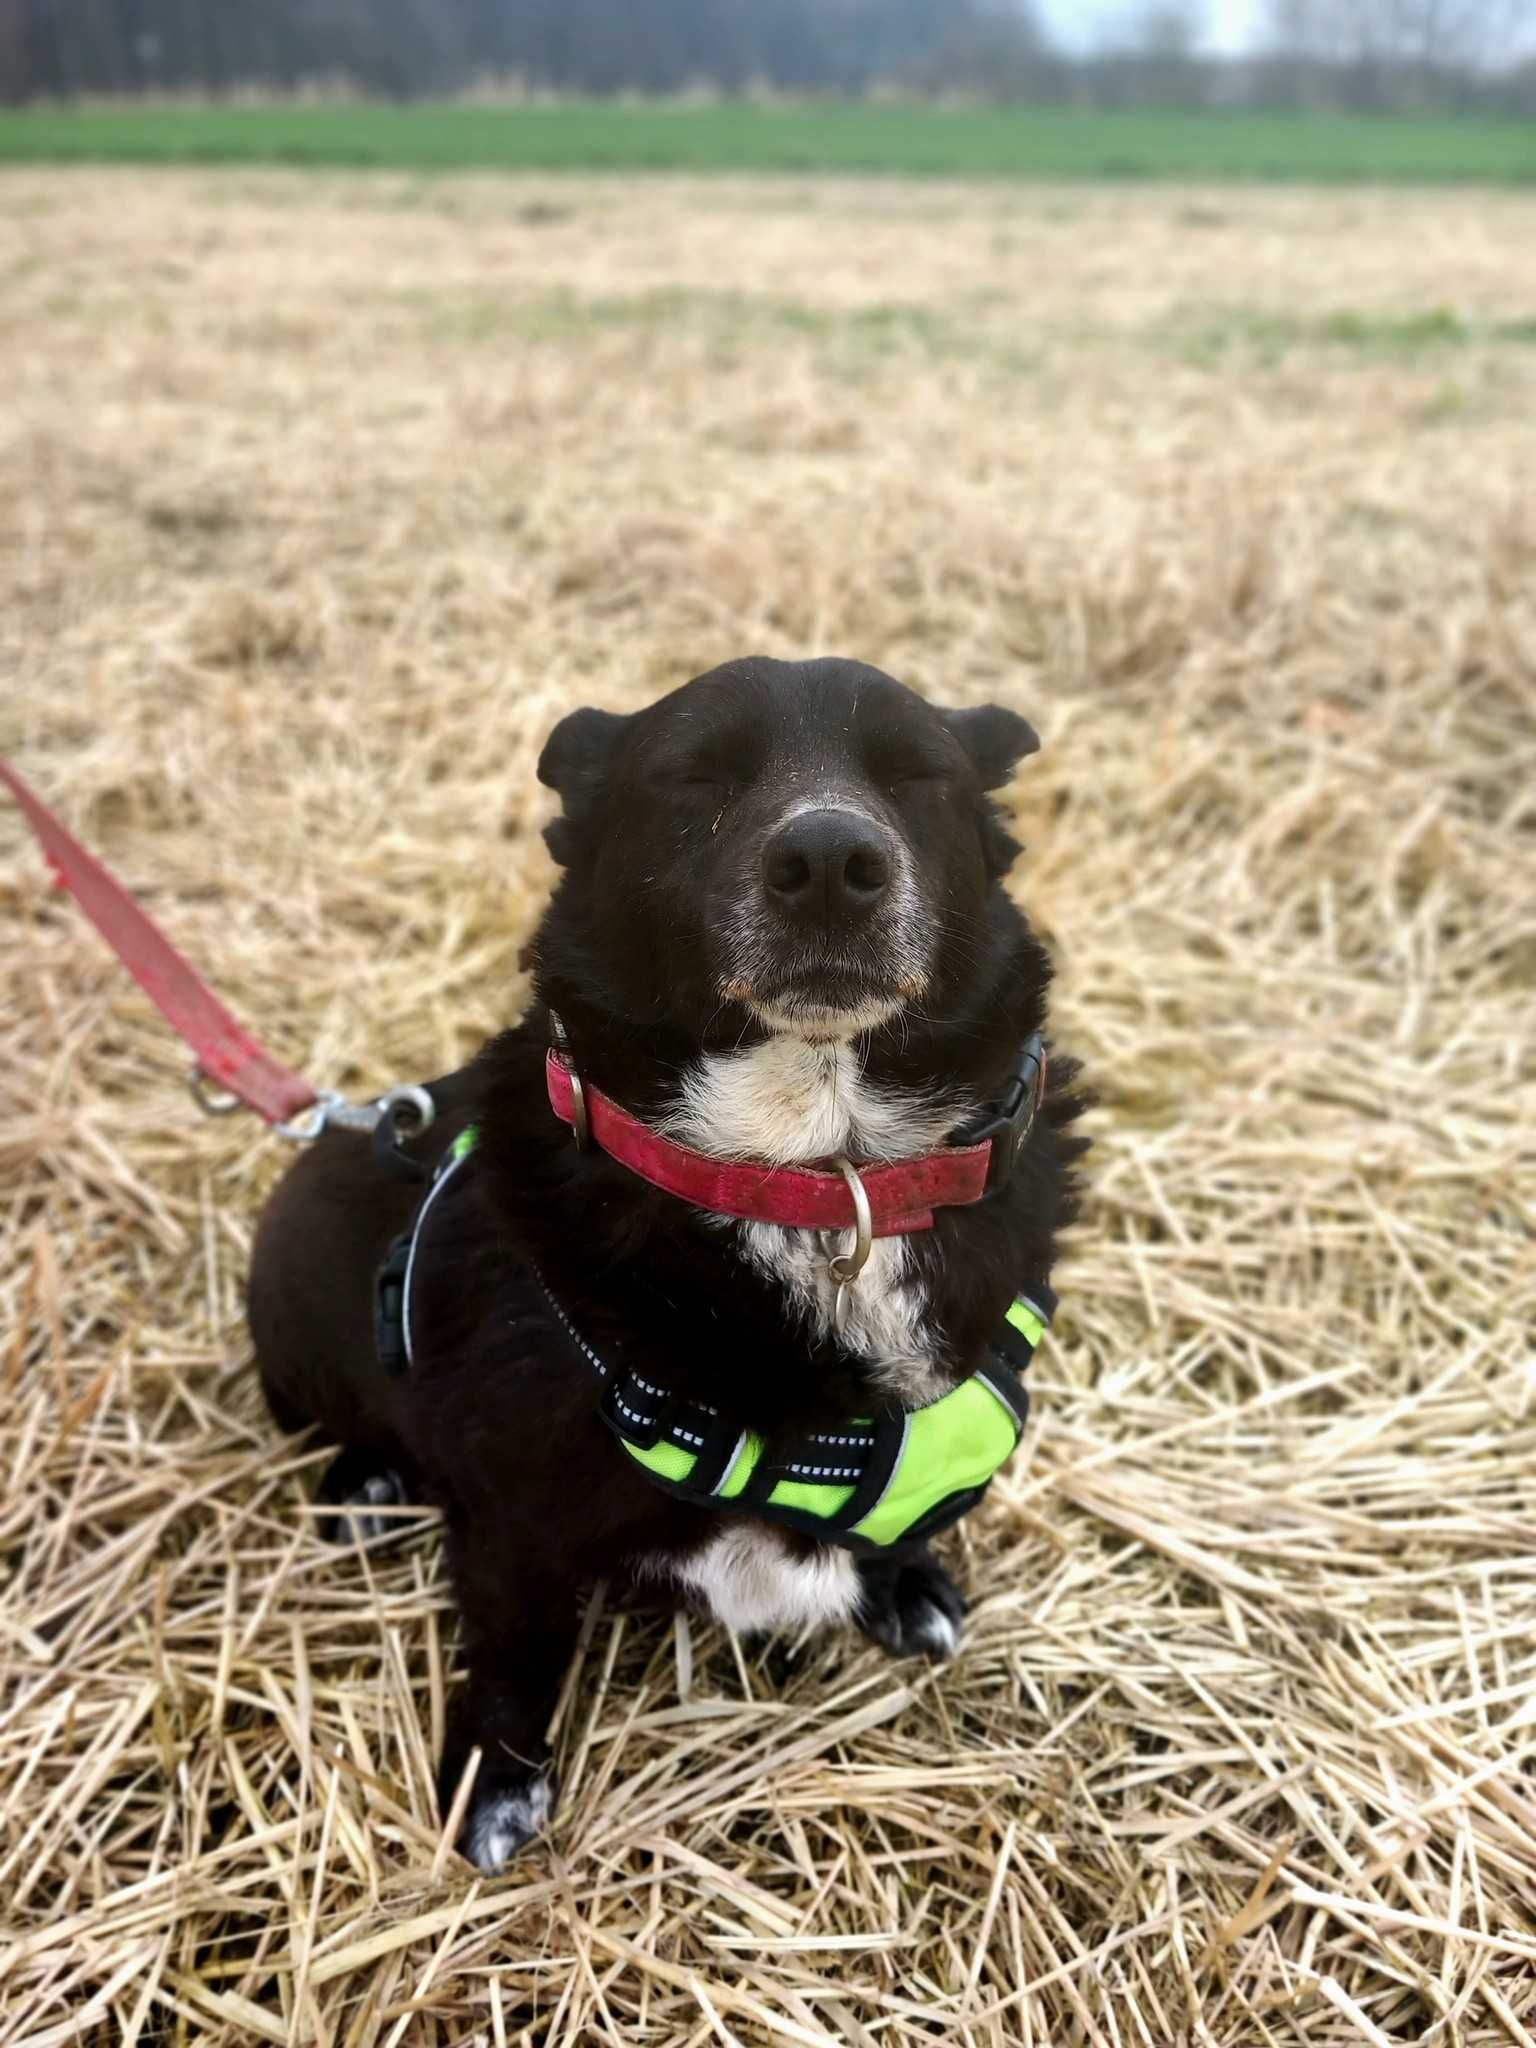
xmin=249 ymin=655 xmax=1086 ymax=1871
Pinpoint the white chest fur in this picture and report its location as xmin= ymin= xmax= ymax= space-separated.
xmin=665 ymin=1036 xmax=964 ymax=1401
xmin=646 ymin=1037 xmax=970 ymax=1638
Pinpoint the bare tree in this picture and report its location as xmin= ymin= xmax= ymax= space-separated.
xmin=1090 ymin=0 xmax=1207 ymax=102
xmin=1130 ymin=3 xmax=1205 ymax=58
xmin=1 ymin=0 xmax=1529 ymax=107
xmin=1267 ymin=0 xmax=1531 ymax=68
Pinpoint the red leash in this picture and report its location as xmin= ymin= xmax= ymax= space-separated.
xmin=2 ymin=757 xmax=319 ymax=1126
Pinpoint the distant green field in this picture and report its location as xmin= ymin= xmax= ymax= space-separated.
xmin=0 ymin=102 xmax=1533 ymax=183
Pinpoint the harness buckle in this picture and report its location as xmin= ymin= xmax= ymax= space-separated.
xmin=548 ymin=1011 xmax=590 ymax=1151
xmin=374 ymin=1233 xmax=413 ymax=1375
xmin=952 ymin=1032 xmax=1047 ymax=1194
xmin=598 ymin=1368 xmax=674 ymax=1452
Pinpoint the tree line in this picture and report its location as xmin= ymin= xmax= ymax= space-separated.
xmin=2 ymin=0 xmax=1533 ymax=111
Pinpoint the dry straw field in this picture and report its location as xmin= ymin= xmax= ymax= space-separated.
xmin=2 ymin=168 xmax=1535 ymax=2046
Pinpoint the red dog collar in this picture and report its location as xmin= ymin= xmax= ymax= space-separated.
xmin=545 ymin=1034 xmax=1045 ymax=1238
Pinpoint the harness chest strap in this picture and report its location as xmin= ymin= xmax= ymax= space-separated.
xmin=590 ymin=1291 xmax=1052 ymax=1553
xmin=380 ymin=1127 xmax=1056 ymax=1555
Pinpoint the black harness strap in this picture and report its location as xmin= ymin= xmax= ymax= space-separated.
xmin=375 ymin=1233 xmax=413 ymax=1376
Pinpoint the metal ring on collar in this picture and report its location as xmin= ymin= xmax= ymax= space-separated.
xmin=567 ymin=1065 xmax=590 ymax=1150
xmin=826 ymin=1156 xmax=873 ymax=1286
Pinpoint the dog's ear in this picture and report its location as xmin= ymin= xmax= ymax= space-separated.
xmin=538 ymin=707 xmax=628 ymax=796
xmin=538 ymin=707 xmax=629 ymax=864
xmin=940 ymin=704 xmax=1040 ymax=791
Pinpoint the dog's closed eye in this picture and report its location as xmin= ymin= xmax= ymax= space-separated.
xmin=640 ymin=755 xmax=737 ymax=799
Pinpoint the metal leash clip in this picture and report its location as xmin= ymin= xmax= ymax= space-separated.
xmin=823 ymin=1156 xmax=873 ymax=1338
xmin=189 ymin=1065 xmax=436 ymax=1149
xmin=269 ymin=1083 xmax=438 ymax=1146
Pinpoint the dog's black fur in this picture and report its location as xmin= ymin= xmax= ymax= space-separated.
xmin=249 ymin=656 xmax=1087 ymax=1869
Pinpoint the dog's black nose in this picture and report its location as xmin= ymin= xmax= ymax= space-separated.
xmin=762 ymin=809 xmax=894 ymax=923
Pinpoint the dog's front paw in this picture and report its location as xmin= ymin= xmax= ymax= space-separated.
xmin=317 ymin=1449 xmax=412 ymax=1546
xmin=856 ymin=1553 xmax=966 ymax=1661
xmin=458 ymin=1763 xmax=555 ymax=1873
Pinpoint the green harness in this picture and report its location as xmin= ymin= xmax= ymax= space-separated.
xmin=390 ymin=1126 xmax=1052 ymax=1555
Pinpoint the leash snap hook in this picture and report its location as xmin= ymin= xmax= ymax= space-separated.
xmin=826 ymin=1156 xmax=873 ymax=1335
xmin=274 ymin=1089 xmax=350 ymax=1143
xmin=273 ymin=1082 xmax=437 ymax=1147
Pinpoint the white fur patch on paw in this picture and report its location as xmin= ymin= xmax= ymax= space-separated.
xmin=860 ymin=1567 xmax=966 ymax=1661
xmin=906 ymin=1599 xmax=962 ymax=1659
xmin=462 ymin=1774 xmax=552 ymax=1873
xmin=333 ymin=1471 xmax=406 ymax=1545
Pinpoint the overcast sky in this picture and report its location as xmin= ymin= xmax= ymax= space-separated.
xmin=1036 ymin=0 xmax=1536 ymax=61
xmin=1038 ymin=0 xmax=1265 ymax=54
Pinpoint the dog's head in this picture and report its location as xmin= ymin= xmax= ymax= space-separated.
xmin=537 ymin=656 xmax=1038 ymax=1044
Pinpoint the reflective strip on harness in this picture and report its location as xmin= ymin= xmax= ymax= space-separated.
xmin=401 ymin=1136 xmax=477 ymax=1369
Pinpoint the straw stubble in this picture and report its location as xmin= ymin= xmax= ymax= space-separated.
xmin=2 ymin=169 xmax=1534 ymax=2045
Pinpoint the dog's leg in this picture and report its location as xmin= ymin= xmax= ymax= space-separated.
xmin=855 ymin=1545 xmax=966 ymax=1661
xmin=439 ymin=1552 xmax=580 ymax=1873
